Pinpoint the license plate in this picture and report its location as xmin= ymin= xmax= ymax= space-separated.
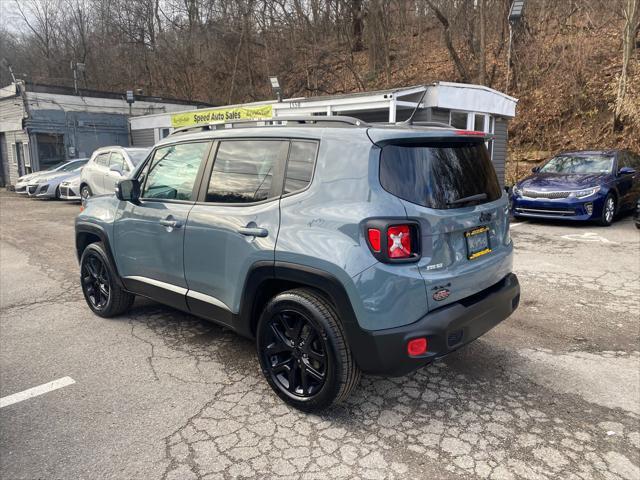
xmin=465 ymin=226 xmax=491 ymax=260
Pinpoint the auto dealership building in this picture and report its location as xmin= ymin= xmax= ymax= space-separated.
xmin=129 ymin=82 xmax=517 ymax=186
xmin=0 ymin=81 xmax=208 ymax=187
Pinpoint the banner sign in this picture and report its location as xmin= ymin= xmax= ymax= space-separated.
xmin=171 ymin=105 xmax=273 ymax=128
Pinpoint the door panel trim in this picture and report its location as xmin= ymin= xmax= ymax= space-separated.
xmin=122 ymin=275 xmax=188 ymax=311
xmin=187 ymin=290 xmax=232 ymax=312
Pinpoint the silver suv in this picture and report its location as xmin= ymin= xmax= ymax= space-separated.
xmin=75 ymin=117 xmax=520 ymax=411
xmin=79 ymin=146 xmax=149 ymax=200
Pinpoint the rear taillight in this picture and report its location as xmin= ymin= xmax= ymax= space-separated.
xmin=387 ymin=225 xmax=411 ymax=259
xmin=367 ymin=228 xmax=381 ymax=252
xmin=365 ymin=220 xmax=420 ymax=263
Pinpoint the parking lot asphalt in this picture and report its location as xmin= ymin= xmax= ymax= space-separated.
xmin=0 ymin=191 xmax=638 ymax=480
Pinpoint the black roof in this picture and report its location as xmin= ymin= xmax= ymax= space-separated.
xmin=23 ymin=82 xmax=214 ymax=107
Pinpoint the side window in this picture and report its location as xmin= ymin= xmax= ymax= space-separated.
xmin=206 ymin=140 xmax=289 ymax=203
xmin=109 ymin=152 xmax=126 ymax=171
xmin=141 ymin=142 xmax=209 ymax=201
xmin=95 ymin=153 xmax=109 ymax=166
xmin=630 ymin=153 xmax=640 ymax=168
xmin=284 ymin=141 xmax=318 ymax=194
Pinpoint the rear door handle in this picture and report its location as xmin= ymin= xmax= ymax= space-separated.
xmin=238 ymin=226 xmax=268 ymax=237
xmin=160 ymin=219 xmax=182 ymax=229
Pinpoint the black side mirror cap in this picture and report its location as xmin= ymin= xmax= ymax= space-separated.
xmin=531 ymin=166 xmax=540 ymax=173
xmin=116 ymin=179 xmax=140 ymax=203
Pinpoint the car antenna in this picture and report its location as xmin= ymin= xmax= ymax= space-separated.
xmin=400 ymin=85 xmax=429 ymax=126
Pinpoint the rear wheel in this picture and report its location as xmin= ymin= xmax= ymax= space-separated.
xmin=598 ymin=194 xmax=616 ymax=226
xmin=256 ymin=289 xmax=360 ymax=411
xmin=80 ymin=242 xmax=134 ymax=317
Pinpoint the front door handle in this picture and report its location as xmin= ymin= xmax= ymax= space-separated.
xmin=160 ymin=218 xmax=182 ymax=229
xmin=238 ymin=226 xmax=268 ymax=237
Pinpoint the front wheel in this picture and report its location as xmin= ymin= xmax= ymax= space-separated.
xmin=256 ymin=289 xmax=360 ymax=412
xmin=598 ymin=194 xmax=616 ymax=226
xmin=80 ymin=184 xmax=92 ymax=204
xmin=80 ymin=242 xmax=134 ymax=317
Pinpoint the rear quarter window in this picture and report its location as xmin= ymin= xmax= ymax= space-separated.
xmin=380 ymin=141 xmax=501 ymax=209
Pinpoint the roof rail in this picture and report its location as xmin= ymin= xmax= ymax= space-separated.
xmin=170 ymin=115 xmax=368 ymax=136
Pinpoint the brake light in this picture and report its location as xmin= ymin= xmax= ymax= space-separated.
xmin=367 ymin=228 xmax=381 ymax=252
xmin=454 ymin=130 xmax=486 ymax=136
xmin=387 ymin=225 xmax=411 ymax=259
xmin=407 ymin=338 xmax=428 ymax=356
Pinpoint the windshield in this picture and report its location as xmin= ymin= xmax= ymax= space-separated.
xmin=539 ymin=155 xmax=614 ymax=174
xmin=46 ymin=161 xmax=67 ymax=171
xmin=127 ymin=150 xmax=149 ymax=165
xmin=59 ymin=160 xmax=88 ymax=172
xmin=380 ymin=141 xmax=501 ymax=209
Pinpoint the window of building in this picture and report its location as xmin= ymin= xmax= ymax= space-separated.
xmin=450 ymin=111 xmax=468 ymax=129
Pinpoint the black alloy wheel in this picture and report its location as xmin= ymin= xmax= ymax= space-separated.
xmin=79 ymin=242 xmax=135 ymax=317
xmin=262 ymin=309 xmax=327 ymax=398
xmin=256 ymin=289 xmax=361 ymax=411
xmin=81 ymin=253 xmax=110 ymax=311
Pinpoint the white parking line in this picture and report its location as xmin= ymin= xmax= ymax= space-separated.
xmin=510 ymin=222 xmax=527 ymax=228
xmin=0 ymin=377 xmax=76 ymax=409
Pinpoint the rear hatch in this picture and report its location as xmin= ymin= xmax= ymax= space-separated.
xmin=373 ymin=130 xmax=512 ymax=311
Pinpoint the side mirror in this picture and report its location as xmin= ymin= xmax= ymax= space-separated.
xmin=531 ymin=166 xmax=540 ymax=173
xmin=110 ymin=164 xmax=124 ymax=175
xmin=116 ymin=179 xmax=140 ymax=203
xmin=618 ymin=166 xmax=636 ymax=175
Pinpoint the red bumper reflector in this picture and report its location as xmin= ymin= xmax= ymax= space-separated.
xmin=407 ymin=337 xmax=427 ymax=356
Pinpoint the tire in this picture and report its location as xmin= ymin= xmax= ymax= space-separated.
xmin=80 ymin=184 xmax=92 ymax=203
xmin=80 ymin=242 xmax=134 ymax=317
xmin=598 ymin=193 xmax=616 ymax=226
xmin=256 ymin=288 xmax=361 ymax=412
xmin=55 ymin=185 xmax=61 ymax=199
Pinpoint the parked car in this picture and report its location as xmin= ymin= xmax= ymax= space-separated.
xmin=635 ymin=199 xmax=640 ymax=229
xmin=15 ymin=159 xmax=87 ymax=195
xmin=75 ymin=117 xmax=520 ymax=411
xmin=59 ymin=170 xmax=84 ymax=201
xmin=511 ymin=150 xmax=640 ymax=226
xmin=79 ymin=147 xmax=149 ymax=200
xmin=25 ymin=159 xmax=89 ymax=199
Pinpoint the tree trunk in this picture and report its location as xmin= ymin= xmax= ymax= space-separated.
xmin=425 ymin=0 xmax=471 ymax=82
xmin=352 ymin=0 xmax=364 ymax=52
xmin=614 ymin=0 xmax=640 ymax=131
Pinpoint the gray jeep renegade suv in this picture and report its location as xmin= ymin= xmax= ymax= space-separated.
xmin=75 ymin=116 xmax=520 ymax=411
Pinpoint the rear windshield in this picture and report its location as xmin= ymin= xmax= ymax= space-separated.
xmin=380 ymin=142 xmax=501 ymax=209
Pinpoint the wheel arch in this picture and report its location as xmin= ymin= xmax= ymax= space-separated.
xmin=238 ymin=262 xmax=360 ymax=341
xmin=75 ymin=222 xmax=124 ymax=288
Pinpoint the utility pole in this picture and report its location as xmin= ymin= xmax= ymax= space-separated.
xmin=506 ymin=0 xmax=526 ymax=94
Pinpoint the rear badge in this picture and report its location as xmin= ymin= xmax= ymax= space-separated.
xmin=432 ymin=288 xmax=451 ymax=302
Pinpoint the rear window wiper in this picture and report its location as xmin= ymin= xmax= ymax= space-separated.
xmin=447 ymin=193 xmax=487 ymax=206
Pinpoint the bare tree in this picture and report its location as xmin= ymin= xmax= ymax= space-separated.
xmin=613 ymin=0 xmax=640 ymax=131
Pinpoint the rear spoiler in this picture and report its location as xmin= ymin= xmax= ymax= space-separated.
xmin=367 ymin=127 xmax=494 ymax=147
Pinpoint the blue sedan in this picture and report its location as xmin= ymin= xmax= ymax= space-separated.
xmin=511 ymin=150 xmax=640 ymax=226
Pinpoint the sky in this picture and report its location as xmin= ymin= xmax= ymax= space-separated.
xmin=0 ymin=0 xmax=27 ymax=35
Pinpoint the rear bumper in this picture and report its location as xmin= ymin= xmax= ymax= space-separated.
xmin=347 ymin=273 xmax=520 ymax=376
xmin=512 ymin=195 xmax=605 ymax=221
